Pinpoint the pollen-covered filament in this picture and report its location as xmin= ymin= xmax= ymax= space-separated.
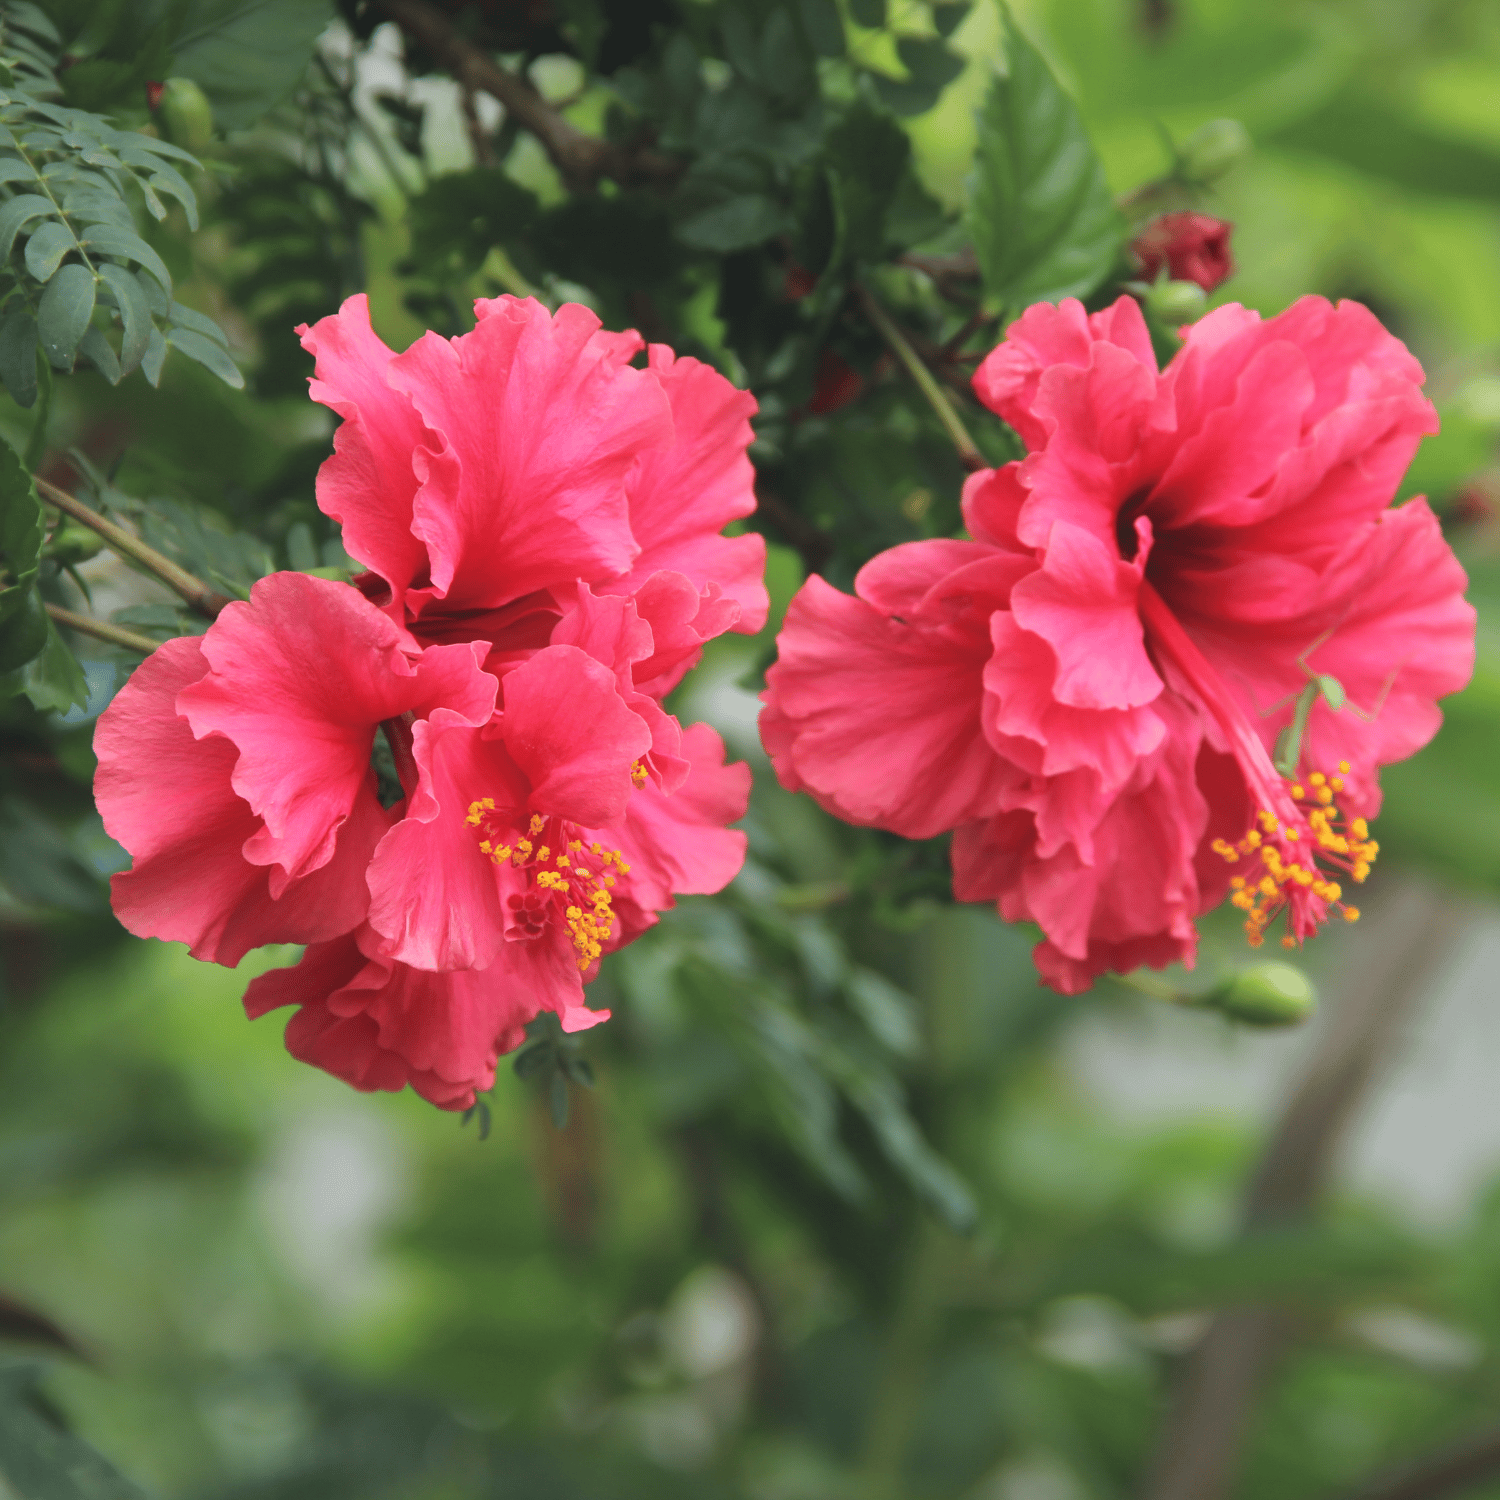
xmin=1211 ymin=762 xmax=1379 ymax=949
xmin=465 ymin=801 xmax=632 ymax=969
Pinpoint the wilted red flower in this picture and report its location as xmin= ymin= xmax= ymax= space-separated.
xmin=1132 ymin=212 xmax=1235 ymax=293
xmin=761 ymin=295 xmax=1474 ymax=992
xmin=806 ymin=349 xmax=866 ymax=416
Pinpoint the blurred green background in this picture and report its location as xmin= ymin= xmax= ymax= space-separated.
xmin=4 ymin=0 xmax=1500 ymax=1497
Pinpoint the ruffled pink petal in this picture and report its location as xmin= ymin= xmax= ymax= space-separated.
xmin=961 ymin=465 xmax=1030 ymax=550
xmin=96 ymin=638 xmax=391 ymax=966
xmin=628 ymin=571 xmax=742 ymax=698
xmin=762 ymin=576 xmax=1013 ymax=838
xmin=601 ymin=345 xmax=769 ymax=632
xmin=608 ymin=722 xmax=750 ymax=917
xmin=1008 ymin=520 xmax=1162 ymax=711
xmin=389 ymin=296 xmax=670 ymax=612
xmin=178 ymin=573 xmax=495 ymax=885
xmin=501 ymin=645 xmax=654 ymax=824
xmin=299 ymin=295 xmax=432 ymax=615
xmin=854 ymin=539 xmax=1002 ymax=618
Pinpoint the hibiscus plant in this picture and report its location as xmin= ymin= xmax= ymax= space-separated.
xmin=0 ymin=0 xmax=1498 ymax=1497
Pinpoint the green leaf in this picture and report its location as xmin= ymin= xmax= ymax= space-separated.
xmin=77 ymin=223 xmax=173 ymax=292
xmin=823 ymin=99 xmax=910 ymax=262
xmin=0 ymin=1365 xmax=148 ymax=1499
xmin=164 ymin=325 xmax=244 ymax=388
xmin=16 ymin=611 xmax=88 ymax=712
xmin=798 ymin=0 xmax=844 ymax=57
xmin=849 ymin=0 xmax=885 ymax=25
xmin=141 ymin=325 xmax=166 ymax=386
xmin=22 ymin=217 xmax=74 ymax=281
xmin=676 ymin=193 xmax=790 ymax=251
xmin=0 ymin=192 xmax=54 ymax=260
xmin=0 ymin=432 xmax=47 ymax=675
xmin=967 ymin=10 xmax=1124 ymax=311
xmin=168 ymin=299 xmax=228 ymax=347
xmin=96 ymin=262 xmax=149 ymax=374
xmin=0 ymin=301 xmax=39 ymax=407
xmin=78 ymin=322 xmax=119 ymax=384
xmin=36 ymin=261 xmax=94 ymax=367
xmin=170 ymin=0 xmax=335 ymax=131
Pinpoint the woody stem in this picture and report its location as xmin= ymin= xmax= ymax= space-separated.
xmin=854 ymin=285 xmax=987 ymax=473
xmin=44 ymin=603 xmax=160 ymax=656
xmin=35 ymin=477 xmax=232 ymax=621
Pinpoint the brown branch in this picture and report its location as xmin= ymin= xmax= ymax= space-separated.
xmin=378 ymin=0 xmax=682 ymax=191
xmin=46 ymin=604 xmax=161 ymax=656
xmin=1337 ymin=1427 xmax=1500 ymax=1500
xmin=1142 ymin=875 xmax=1468 ymax=1500
xmin=36 ymin=478 xmax=230 ymax=621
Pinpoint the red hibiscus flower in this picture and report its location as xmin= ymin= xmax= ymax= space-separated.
xmin=1132 ymin=212 xmax=1235 ymax=293
xmin=761 ymin=295 xmax=1474 ymax=993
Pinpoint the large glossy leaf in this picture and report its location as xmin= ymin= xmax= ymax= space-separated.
xmin=967 ymin=9 xmax=1123 ymax=312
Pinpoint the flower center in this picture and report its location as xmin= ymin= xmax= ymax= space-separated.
xmin=464 ymin=802 xmax=632 ymax=969
xmin=1136 ymin=581 xmax=1379 ymax=951
xmin=1211 ymin=765 xmax=1378 ymax=947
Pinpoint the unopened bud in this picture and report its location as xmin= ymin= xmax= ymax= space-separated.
xmin=1199 ymin=963 xmax=1315 ymax=1027
xmin=1179 ymin=118 xmax=1251 ymax=183
xmin=45 ymin=523 xmax=104 ymax=565
xmin=1145 ymin=277 xmax=1207 ymax=325
xmin=156 ymin=77 xmax=214 ymax=151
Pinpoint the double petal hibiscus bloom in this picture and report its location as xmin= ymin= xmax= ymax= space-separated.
xmin=96 ymin=295 xmax=767 ymax=1108
xmin=763 ymin=295 xmax=1474 ymax=992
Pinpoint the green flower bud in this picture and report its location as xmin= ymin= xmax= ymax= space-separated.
xmin=1179 ymin=118 xmax=1251 ymax=184
xmin=156 ymin=77 xmax=214 ymax=152
xmin=45 ymin=523 xmax=104 ymax=565
xmin=1199 ymin=963 xmax=1316 ymax=1027
xmin=1145 ymin=278 xmax=1207 ymax=325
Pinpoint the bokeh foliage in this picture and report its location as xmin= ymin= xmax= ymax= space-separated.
xmin=0 ymin=0 xmax=1499 ymax=1496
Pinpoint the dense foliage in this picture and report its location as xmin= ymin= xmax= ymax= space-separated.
xmin=0 ymin=0 xmax=1498 ymax=1497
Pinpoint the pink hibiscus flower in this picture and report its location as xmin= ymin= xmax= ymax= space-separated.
xmin=297 ymin=293 xmax=769 ymax=677
xmin=96 ymin=574 xmax=750 ymax=1110
xmin=762 ymin=295 xmax=1474 ymax=993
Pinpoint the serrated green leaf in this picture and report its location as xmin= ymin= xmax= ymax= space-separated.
xmin=22 ymin=217 xmax=73 ymax=280
xmin=165 ymin=325 xmax=243 ymax=388
xmin=0 ymin=300 xmax=38 ymax=407
xmin=0 ymin=192 xmax=54 ymax=260
xmin=77 ymin=223 xmax=172 ymax=292
xmin=967 ymin=11 xmax=1123 ymax=311
xmin=36 ymin=260 xmax=94 ymax=367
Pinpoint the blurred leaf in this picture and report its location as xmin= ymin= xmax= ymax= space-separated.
xmin=170 ymin=0 xmax=334 ymax=131
xmin=873 ymin=37 xmax=965 ymax=117
xmin=0 ymin=1366 xmax=147 ymax=1499
xmin=0 ymin=434 xmax=46 ymax=674
xmin=968 ymin=10 xmax=1123 ymax=311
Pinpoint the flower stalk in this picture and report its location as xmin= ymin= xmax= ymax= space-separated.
xmin=855 ymin=285 xmax=987 ymax=473
xmin=35 ymin=477 xmax=232 ymax=620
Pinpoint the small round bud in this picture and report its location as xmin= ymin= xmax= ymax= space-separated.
xmin=1145 ymin=278 xmax=1207 ymax=325
xmin=156 ymin=77 xmax=214 ymax=151
xmin=45 ymin=523 xmax=104 ymax=565
xmin=1200 ymin=963 xmax=1316 ymax=1027
xmin=1179 ymin=118 xmax=1251 ymax=183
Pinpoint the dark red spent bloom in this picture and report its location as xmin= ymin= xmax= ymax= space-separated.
xmin=1132 ymin=213 xmax=1235 ymax=293
xmin=146 ymin=80 xmax=165 ymax=112
xmin=807 ymin=350 xmax=865 ymax=415
xmin=783 ymin=261 xmax=818 ymax=300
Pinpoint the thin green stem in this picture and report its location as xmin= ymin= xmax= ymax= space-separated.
xmin=35 ymin=477 xmax=230 ymax=620
xmin=856 ymin=284 xmax=987 ymax=473
xmin=45 ymin=603 xmax=160 ymax=655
